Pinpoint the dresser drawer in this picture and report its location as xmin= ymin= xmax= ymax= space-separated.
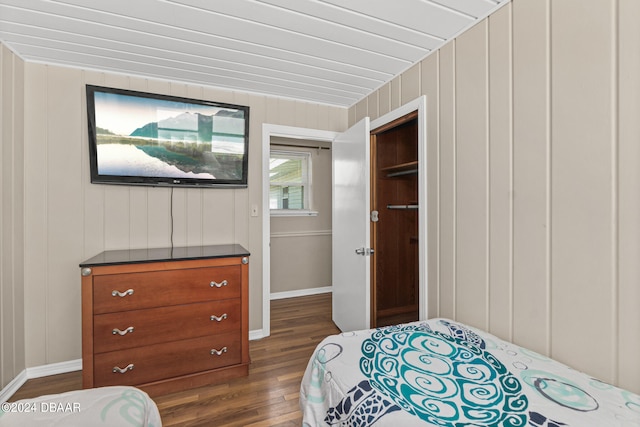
xmin=93 ymin=299 xmax=241 ymax=353
xmin=93 ymin=266 xmax=240 ymax=314
xmin=93 ymin=332 xmax=241 ymax=387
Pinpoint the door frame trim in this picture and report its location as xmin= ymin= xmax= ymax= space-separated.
xmin=370 ymin=96 xmax=428 ymax=321
xmin=261 ymin=124 xmax=338 ymax=338
xmin=260 ymin=94 xmax=426 ymax=337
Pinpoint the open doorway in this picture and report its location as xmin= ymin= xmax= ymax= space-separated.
xmin=261 ymin=125 xmax=338 ymax=338
xmin=269 ymin=137 xmax=332 ymax=299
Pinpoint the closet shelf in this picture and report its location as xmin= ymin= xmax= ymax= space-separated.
xmin=380 ymin=161 xmax=418 ymax=178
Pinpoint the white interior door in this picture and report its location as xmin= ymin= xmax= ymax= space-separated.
xmin=332 ymin=118 xmax=371 ymax=332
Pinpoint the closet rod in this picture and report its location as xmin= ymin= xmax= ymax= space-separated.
xmin=387 ymin=169 xmax=418 ymax=178
xmin=387 ymin=204 xmax=419 ymax=210
xmin=270 ymin=143 xmax=330 ymax=150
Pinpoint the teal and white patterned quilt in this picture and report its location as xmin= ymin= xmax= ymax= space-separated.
xmin=300 ymin=318 xmax=640 ymax=426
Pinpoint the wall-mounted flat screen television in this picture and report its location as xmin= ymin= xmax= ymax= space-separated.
xmin=86 ymin=85 xmax=249 ymax=188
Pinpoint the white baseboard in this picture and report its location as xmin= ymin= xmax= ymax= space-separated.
xmin=249 ymin=329 xmax=266 ymax=341
xmin=0 ymin=359 xmax=82 ymax=403
xmin=0 ymin=369 xmax=27 ymax=403
xmin=270 ymin=286 xmax=332 ymax=300
xmin=26 ymin=359 xmax=82 ymax=379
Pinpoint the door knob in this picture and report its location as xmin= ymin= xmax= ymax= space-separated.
xmin=355 ymin=247 xmax=374 ymax=256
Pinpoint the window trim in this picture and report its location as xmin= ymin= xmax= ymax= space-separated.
xmin=269 ymin=149 xmax=315 ymax=216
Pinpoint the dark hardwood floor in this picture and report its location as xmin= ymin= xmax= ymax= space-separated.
xmin=9 ymin=293 xmax=340 ymax=426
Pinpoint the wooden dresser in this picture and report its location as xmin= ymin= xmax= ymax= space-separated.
xmin=80 ymin=244 xmax=250 ymax=396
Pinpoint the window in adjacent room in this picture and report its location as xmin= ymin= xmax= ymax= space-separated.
xmin=269 ymin=150 xmax=317 ymax=216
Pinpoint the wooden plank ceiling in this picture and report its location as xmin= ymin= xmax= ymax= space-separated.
xmin=0 ymin=0 xmax=508 ymax=107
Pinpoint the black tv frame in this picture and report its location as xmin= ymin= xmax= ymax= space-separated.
xmin=86 ymin=85 xmax=250 ymax=188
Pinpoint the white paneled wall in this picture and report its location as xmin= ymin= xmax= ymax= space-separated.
xmin=19 ymin=62 xmax=346 ymax=369
xmin=349 ymin=0 xmax=640 ymax=393
xmin=617 ymin=0 xmax=640 ymax=391
xmin=0 ymin=44 xmax=25 ymax=390
xmin=550 ymin=0 xmax=617 ymax=386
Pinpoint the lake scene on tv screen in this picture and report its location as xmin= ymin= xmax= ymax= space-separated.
xmin=93 ymin=90 xmax=246 ymax=180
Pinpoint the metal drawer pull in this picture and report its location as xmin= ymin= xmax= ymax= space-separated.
xmin=210 ymin=347 xmax=228 ymax=356
xmin=112 ymin=289 xmax=134 ymax=298
xmin=112 ymin=364 xmax=134 ymax=374
xmin=210 ymin=280 xmax=228 ymax=288
xmin=210 ymin=313 xmax=228 ymax=322
xmin=112 ymin=326 xmax=134 ymax=336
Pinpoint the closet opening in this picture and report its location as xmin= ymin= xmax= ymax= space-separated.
xmin=370 ymin=111 xmax=419 ymax=328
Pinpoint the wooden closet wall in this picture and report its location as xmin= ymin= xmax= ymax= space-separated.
xmin=370 ymin=112 xmax=419 ymax=328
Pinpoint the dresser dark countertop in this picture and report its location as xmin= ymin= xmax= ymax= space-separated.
xmin=79 ymin=244 xmax=250 ymax=267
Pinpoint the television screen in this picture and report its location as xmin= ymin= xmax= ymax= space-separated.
xmin=86 ymin=85 xmax=249 ymax=188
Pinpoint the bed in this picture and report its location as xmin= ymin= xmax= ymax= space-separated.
xmin=0 ymin=386 xmax=161 ymax=426
xmin=300 ymin=318 xmax=640 ymax=426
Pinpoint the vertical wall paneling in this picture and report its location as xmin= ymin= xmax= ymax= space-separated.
xmin=367 ymin=91 xmax=379 ymax=122
xmin=550 ymin=0 xmax=615 ymax=382
xmin=12 ymin=53 xmax=25 ymax=386
xmin=617 ymin=0 xmax=640 ymax=391
xmin=247 ymin=96 xmax=264 ymax=329
xmin=1 ymin=43 xmax=8 ymax=388
xmin=145 ymin=188 xmax=171 ymax=249
xmin=377 ymin=83 xmax=391 ymax=118
xmin=293 ymin=101 xmax=307 ymax=128
xmin=454 ymin=21 xmax=489 ymax=329
xmin=437 ymin=44 xmax=456 ymax=320
xmin=348 ymin=0 xmax=639 ymax=393
xmin=185 ymin=190 xmax=203 ymax=247
xmin=390 ymin=77 xmax=401 ymax=111
xmin=315 ymin=104 xmax=330 ymax=131
xmin=401 ymin=63 xmax=421 ymax=105
xmin=488 ymin=4 xmax=513 ymax=340
xmin=234 ymin=92 xmax=251 ymax=249
xmin=46 ymin=66 xmax=84 ymax=363
xmin=248 ymin=94 xmax=266 ymax=329
xmin=23 ymin=63 xmax=48 ymax=368
xmin=354 ymin=98 xmax=368 ymax=123
xmin=201 ymin=189 xmax=235 ymax=245
xmin=420 ymin=53 xmax=440 ymax=318
xmin=104 ymin=186 xmax=131 ymax=248
xmin=277 ymin=98 xmax=297 ymax=127
xmin=82 ymin=71 xmax=107 ymax=257
xmin=511 ymin=0 xmax=551 ymax=355
xmin=0 ymin=44 xmax=24 ymax=388
xmin=129 ymin=187 xmax=149 ymax=248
